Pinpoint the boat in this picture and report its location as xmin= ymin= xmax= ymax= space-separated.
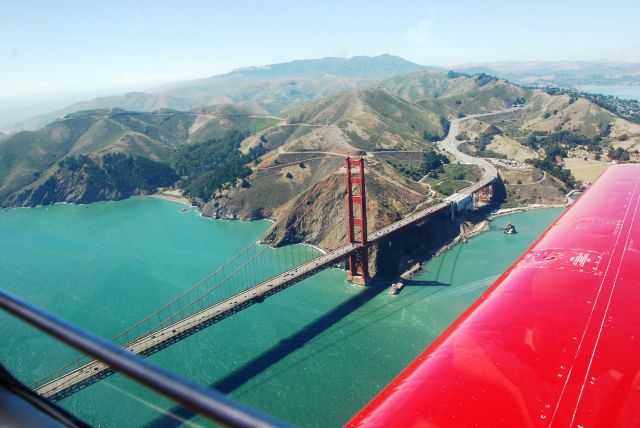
xmin=180 ymin=207 xmax=188 ymax=213
xmin=389 ymin=282 xmax=405 ymax=295
xmin=503 ymin=222 xmax=517 ymax=234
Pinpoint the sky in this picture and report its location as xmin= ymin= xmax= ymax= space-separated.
xmin=1 ymin=0 xmax=639 ymax=113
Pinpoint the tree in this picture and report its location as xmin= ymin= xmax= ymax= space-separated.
xmin=422 ymin=131 xmax=440 ymax=142
xmin=456 ymin=132 xmax=469 ymax=141
xmin=608 ymin=147 xmax=630 ymax=161
xmin=170 ymin=130 xmax=261 ymax=201
xmin=420 ymin=149 xmax=449 ymax=174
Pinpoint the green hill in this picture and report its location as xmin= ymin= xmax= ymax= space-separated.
xmin=205 ymin=86 xmax=450 ymax=220
xmin=0 ymin=106 xmax=278 ymax=204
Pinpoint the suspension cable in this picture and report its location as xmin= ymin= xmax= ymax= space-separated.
xmin=138 ymin=174 xmax=341 ymax=335
xmin=31 ymin=167 xmax=344 ymax=388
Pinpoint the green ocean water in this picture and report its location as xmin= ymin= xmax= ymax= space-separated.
xmin=0 ymin=198 xmax=563 ymax=427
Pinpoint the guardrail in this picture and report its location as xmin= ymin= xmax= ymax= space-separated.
xmin=0 ymin=289 xmax=289 ymax=428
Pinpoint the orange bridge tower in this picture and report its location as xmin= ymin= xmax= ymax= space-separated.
xmin=345 ymin=157 xmax=369 ymax=285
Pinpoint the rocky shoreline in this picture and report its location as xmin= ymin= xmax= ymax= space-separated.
xmin=394 ymin=202 xmax=569 ymax=282
xmin=488 ymin=202 xmax=570 ymax=220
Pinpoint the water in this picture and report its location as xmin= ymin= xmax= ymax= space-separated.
xmin=0 ymin=199 xmax=563 ymax=427
xmin=578 ymin=84 xmax=640 ymax=101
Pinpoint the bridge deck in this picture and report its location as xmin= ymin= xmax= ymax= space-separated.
xmin=36 ymin=173 xmax=497 ymax=400
xmin=36 ymin=242 xmax=360 ymax=399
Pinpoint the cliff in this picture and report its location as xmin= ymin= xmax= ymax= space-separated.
xmin=3 ymin=154 xmax=177 ymax=208
xmin=255 ymin=165 xmax=464 ymax=278
xmin=5 ymin=167 xmax=129 ymax=207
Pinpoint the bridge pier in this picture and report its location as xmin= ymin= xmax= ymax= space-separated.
xmin=346 ymin=157 xmax=369 ymax=285
xmin=448 ymin=181 xmax=496 ymax=221
xmin=473 ymin=184 xmax=494 ymax=209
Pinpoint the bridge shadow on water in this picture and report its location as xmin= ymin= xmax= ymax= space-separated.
xmin=146 ymin=244 xmax=465 ymax=426
xmin=145 ymin=258 xmax=461 ymax=426
xmin=146 ymin=281 xmax=396 ymax=428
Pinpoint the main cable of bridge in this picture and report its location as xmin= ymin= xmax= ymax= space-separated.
xmin=125 ymin=173 xmax=343 ymax=340
xmin=36 ymin=178 xmax=345 ymax=396
xmin=33 ymin=153 xmax=490 ymax=399
xmin=30 ymin=166 xmax=346 ymax=391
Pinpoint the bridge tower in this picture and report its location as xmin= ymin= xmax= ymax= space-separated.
xmin=345 ymin=157 xmax=369 ymax=285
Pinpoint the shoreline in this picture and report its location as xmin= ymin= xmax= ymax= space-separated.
xmin=488 ymin=202 xmax=569 ymax=220
xmin=398 ymin=203 xmax=567 ymax=282
xmin=302 ymin=242 xmax=328 ymax=255
xmin=147 ymin=193 xmax=193 ymax=207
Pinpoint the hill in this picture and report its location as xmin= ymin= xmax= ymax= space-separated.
xmin=378 ymin=70 xmax=640 ymax=150
xmin=240 ymin=88 xmax=448 ymax=157
xmin=164 ymin=54 xmax=427 ymax=86
xmin=0 ymin=106 xmax=278 ymax=205
xmin=6 ymin=55 xmax=426 ymax=132
xmin=379 ymin=71 xmax=530 ymax=112
xmin=7 ymin=68 xmax=636 ymax=210
xmin=205 ymin=87 xmax=448 ymax=223
xmin=8 ymin=69 xmax=632 ymax=275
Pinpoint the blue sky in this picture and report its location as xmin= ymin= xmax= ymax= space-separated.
xmin=1 ymin=0 xmax=639 ymax=99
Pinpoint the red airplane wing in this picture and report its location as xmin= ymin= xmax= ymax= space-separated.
xmin=348 ymin=164 xmax=640 ymax=428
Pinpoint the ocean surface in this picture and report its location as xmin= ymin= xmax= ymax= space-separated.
xmin=578 ymin=84 xmax=640 ymax=101
xmin=0 ymin=198 xmax=563 ymax=427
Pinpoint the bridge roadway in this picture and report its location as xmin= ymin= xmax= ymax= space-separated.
xmin=36 ymin=193 xmax=476 ymax=400
xmin=36 ymin=110 xmax=516 ymax=400
xmin=36 ymin=242 xmax=361 ymax=400
xmin=36 ymin=195 xmax=456 ymax=400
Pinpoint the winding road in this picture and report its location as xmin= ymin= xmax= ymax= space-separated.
xmin=437 ymin=107 xmax=528 ymax=179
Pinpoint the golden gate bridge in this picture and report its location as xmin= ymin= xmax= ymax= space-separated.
xmin=31 ymin=156 xmax=496 ymax=401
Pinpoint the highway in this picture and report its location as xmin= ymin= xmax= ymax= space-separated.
xmin=437 ymin=109 xmax=523 ymax=182
xmin=435 ymin=108 xmax=527 ymax=205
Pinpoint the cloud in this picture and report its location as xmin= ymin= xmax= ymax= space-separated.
xmin=403 ymin=17 xmax=435 ymax=46
xmin=403 ymin=4 xmax=437 ymax=48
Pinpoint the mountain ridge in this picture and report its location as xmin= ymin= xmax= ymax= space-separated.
xmin=4 ymin=69 xmax=639 ymax=216
xmin=4 ymin=55 xmax=427 ymax=133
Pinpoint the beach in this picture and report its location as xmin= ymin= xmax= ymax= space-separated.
xmin=148 ymin=189 xmax=192 ymax=206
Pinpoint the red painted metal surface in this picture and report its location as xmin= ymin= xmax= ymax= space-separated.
xmin=346 ymin=157 xmax=368 ymax=285
xmin=347 ymin=164 xmax=640 ymax=427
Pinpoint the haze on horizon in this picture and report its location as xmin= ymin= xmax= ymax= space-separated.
xmin=1 ymin=0 xmax=639 ymax=124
